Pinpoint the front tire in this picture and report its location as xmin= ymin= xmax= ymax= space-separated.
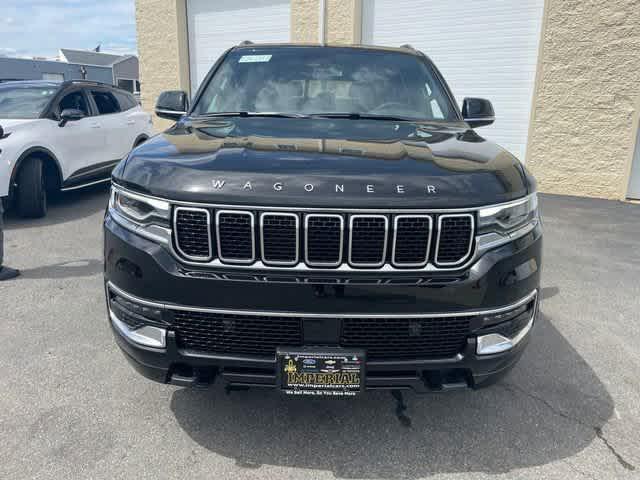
xmin=16 ymin=156 xmax=47 ymax=218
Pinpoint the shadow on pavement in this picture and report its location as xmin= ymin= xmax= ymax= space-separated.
xmin=4 ymin=183 xmax=110 ymax=230
xmin=17 ymin=259 xmax=103 ymax=280
xmin=170 ymin=313 xmax=616 ymax=478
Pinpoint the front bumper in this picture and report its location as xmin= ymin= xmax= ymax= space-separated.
xmin=104 ymin=212 xmax=542 ymax=392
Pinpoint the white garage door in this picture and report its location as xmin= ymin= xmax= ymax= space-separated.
xmin=362 ymin=0 xmax=545 ymax=162
xmin=187 ymin=0 xmax=291 ymax=93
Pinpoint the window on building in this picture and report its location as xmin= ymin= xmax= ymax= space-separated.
xmin=117 ymin=78 xmax=140 ymax=94
xmin=91 ymin=90 xmax=121 ymax=115
xmin=42 ymin=73 xmax=64 ymax=82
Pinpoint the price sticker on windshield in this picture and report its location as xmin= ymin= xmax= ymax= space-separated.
xmin=239 ymin=55 xmax=272 ymax=63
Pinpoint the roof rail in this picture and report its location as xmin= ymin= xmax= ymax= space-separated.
xmin=400 ymin=44 xmax=416 ymax=51
xmin=238 ymin=40 xmax=254 ymax=46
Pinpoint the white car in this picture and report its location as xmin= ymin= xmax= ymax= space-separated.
xmin=0 ymin=80 xmax=154 ymax=217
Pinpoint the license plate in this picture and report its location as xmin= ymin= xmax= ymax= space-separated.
xmin=277 ymin=348 xmax=365 ymax=397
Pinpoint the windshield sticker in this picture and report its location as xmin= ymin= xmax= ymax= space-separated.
xmin=239 ymin=55 xmax=272 ymax=63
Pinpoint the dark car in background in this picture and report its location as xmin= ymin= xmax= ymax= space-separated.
xmin=104 ymin=44 xmax=541 ymax=396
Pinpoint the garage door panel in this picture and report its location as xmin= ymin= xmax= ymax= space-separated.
xmin=187 ymin=0 xmax=290 ymax=93
xmin=363 ymin=0 xmax=544 ymax=162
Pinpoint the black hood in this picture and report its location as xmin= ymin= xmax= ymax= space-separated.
xmin=114 ymin=117 xmax=530 ymax=208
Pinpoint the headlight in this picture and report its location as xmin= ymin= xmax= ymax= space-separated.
xmin=109 ymin=185 xmax=171 ymax=244
xmin=478 ymin=193 xmax=539 ymax=235
xmin=110 ymin=187 xmax=170 ymax=225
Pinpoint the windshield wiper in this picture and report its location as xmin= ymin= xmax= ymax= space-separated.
xmin=309 ymin=113 xmax=415 ymax=122
xmin=194 ymin=111 xmax=310 ymax=119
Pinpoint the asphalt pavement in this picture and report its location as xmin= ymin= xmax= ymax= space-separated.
xmin=0 ymin=186 xmax=639 ymax=480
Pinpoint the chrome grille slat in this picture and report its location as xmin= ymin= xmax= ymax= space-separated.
xmin=216 ymin=210 xmax=256 ymax=264
xmin=348 ymin=214 xmax=388 ymax=267
xmin=260 ymin=213 xmax=299 ymax=266
xmin=435 ymin=214 xmax=475 ymax=266
xmin=392 ymin=215 xmax=432 ymax=267
xmin=173 ymin=207 xmax=212 ymax=261
xmin=304 ymin=214 xmax=344 ymax=267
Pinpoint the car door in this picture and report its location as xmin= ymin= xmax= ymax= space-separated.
xmin=88 ymin=88 xmax=131 ymax=162
xmin=49 ymin=88 xmax=106 ymax=180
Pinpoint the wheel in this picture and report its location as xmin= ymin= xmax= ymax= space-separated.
xmin=16 ymin=156 xmax=47 ymax=218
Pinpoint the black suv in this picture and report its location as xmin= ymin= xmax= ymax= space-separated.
xmin=104 ymin=44 xmax=541 ymax=395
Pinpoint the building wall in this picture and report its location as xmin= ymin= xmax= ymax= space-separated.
xmin=113 ymin=56 xmax=140 ymax=83
xmin=291 ymin=0 xmax=360 ymax=43
xmin=526 ymin=0 xmax=640 ymax=199
xmin=0 ymin=57 xmax=113 ymax=84
xmin=135 ymin=0 xmax=190 ymax=131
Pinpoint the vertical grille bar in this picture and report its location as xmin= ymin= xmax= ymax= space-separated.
xmin=260 ymin=212 xmax=299 ymax=266
xmin=216 ymin=210 xmax=256 ymax=264
xmin=348 ymin=214 xmax=388 ymax=267
xmin=435 ymin=214 xmax=474 ymax=266
xmin=392 ymin=215 xmax=433 ymax=267
xmin=173 ymin=207 xmax=212 ymax=261
xmin=304 ymin=214 xmax=344 ymax=267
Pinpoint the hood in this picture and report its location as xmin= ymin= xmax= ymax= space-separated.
xmin=115 ymin=117 xmax=530 ymax=208
xmin=0 ymin=118 xmax=40 ymax=133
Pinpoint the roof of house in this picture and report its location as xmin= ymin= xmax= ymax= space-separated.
xmin=59 ymin=48 xmax=135 ymax=67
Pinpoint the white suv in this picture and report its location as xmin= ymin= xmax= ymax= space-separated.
xmin=0 ymin=80 xmax=154 ymax=217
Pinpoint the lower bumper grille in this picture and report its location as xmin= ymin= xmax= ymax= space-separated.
xmin=172 ymin=311 xmax=302 ymax=356
xmin=171 ymin=310 xmax=471 ymax=360
xmin=341 ymin=316 xmax=471 ymax=359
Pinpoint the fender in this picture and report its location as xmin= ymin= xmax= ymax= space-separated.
xmin=9 ymin=146 xmax=63 ymax=197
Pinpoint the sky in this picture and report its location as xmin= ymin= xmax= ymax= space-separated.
xmin=0 ymin=0 xmax=137 ymax=59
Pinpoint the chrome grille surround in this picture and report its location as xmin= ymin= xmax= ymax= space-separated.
xmin=434 ymin=213 xmax=475 ymax=267
xmin=348 ymin=214 xmax=389 ymax=268
xmin=304 ymin=213 xmax=344 ymax=267
xmin=215 ymin=210 xmax=256 ymax=264
xmin=391 ymin=214 xmax=433 ymax=268
xmin=173 ymin=207 xmax=212 ymax=262
xmin=260 ymin=212 xmax=299 ymax=266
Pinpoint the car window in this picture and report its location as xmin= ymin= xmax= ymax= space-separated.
xmin=0 ymin=85 xmax=58 ymax=119
xmin=193 ymin=47 xmax=458 ymax=122
xmin=91 ymin=90 xmax=121 ymax=115
xmin=113 ymin=90 xmax=137 ymax=111
xmin=58 ymin=91 xmax=89 ymax=116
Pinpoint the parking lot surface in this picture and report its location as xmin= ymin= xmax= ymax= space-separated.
xmin=0 ymin=186 xmax=639 ymax=480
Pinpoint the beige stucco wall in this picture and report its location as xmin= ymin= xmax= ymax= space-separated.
xmin=526 ymin=0 xmax=640 ymax=199
xmin=292 ymin=0 xmax=360 ymax=43
xmin=135 ymin=0 xmax=190 ymax=131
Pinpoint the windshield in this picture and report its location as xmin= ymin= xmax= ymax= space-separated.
xmin=192 ymin=47 xmax=458 ymax=122
xmin=0 ymin=85 xmax=58 ymax=119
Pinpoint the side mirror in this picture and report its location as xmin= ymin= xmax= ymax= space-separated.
xmin=462 ymin=98 xmax=495 ymax=128
xmin=155 ymin=90 xmax=189 ymax=121
xmin=58 ymin=108 xmax=85 ymax=127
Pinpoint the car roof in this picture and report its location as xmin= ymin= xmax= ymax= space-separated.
xmin=0 ymin=80 xmax=62 ymax=89
xmin=0 ymin=79 xmax=133 ymax=93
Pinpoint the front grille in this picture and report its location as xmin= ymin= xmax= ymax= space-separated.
xmin=435 ymin=214 xmax=474 ymax=266
xmin=172 ymin=311 xmax=302 ymax=356
xmin=174 ymin=208 xmax=211 ymax=260
xmin=260 ymin=213 xmax=298 ymax=265
xmin=216 ymin=211 xmax=255 ymax=263
xmin=172 ymin=207 xmax=475 ymax=270
xmin=349 ymin=215 xmax=388 ymax=267
xmin=170 ymin=309 xmax=471 ymax=360
xmin=341 ymin=316 xmax=471 ymax=360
